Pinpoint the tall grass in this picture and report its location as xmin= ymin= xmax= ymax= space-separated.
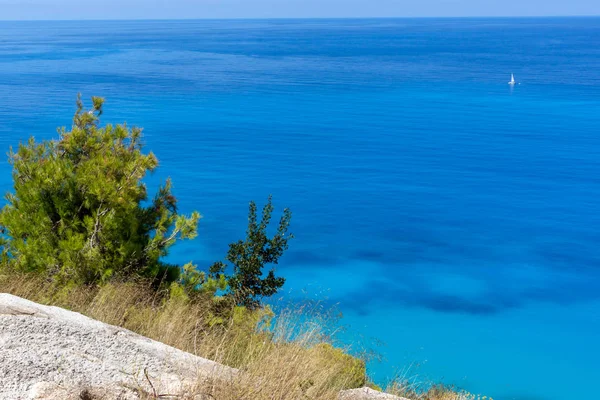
xmin=0 ymin=273 xmax=487 ymax=400
xmin=384 ymin=368 xmax=493 ymax=400
xmin=0 ymin=273 xmax=365 ymax=399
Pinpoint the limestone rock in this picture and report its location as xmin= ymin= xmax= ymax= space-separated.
xmin=0 ymin=293 xmax=237 ymax=400
xmin=25 ymin=382 xmax=138 ymax=400
xmin=339 ymin=387 xmax=410 ymax=400
xmin=1 ymin=294 xmax=408 ymax=400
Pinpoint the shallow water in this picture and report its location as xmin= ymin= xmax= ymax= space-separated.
xmin=1 ymin=18 xmax=599 ymax=400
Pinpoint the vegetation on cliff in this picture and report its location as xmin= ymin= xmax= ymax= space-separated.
xmin=0 ymin=95 xmax=289 ymax=309
xmin=0 ymin=96 xmax=488 ymax=400
xmin=0 ymin=95 xmax=367 ymax=397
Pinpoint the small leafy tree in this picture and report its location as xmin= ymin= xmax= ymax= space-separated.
xmin=210 ymin=196 xmax=293 ymax=309
xmin=0 ymin=95 xmax=200 ymax=284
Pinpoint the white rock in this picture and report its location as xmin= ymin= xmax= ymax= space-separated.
xmin=339 ymin=387 xmax=410 ymax=400
xmin=1 ymin=294 xmax=407 ymax=400
xmin=26 ymin=382 xmax=138 ymax=400
xmin=0 ymin=293 xmax=237 ymax=400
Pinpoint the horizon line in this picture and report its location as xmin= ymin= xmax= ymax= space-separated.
xmin=1 ymin=15 xmax=599 ymax=22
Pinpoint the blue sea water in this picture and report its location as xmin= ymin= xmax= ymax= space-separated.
xmin=1 ymin=18 xmax=600 ymax=400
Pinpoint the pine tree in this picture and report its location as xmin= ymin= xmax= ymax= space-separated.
xmin=210 ymin=196 xmax=293 ymax=309
xmin=0 ymin=95 xmax=200 ymax=284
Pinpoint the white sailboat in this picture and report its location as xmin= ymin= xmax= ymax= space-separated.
xmin=508 ymin=73 xmax=516 ymax=85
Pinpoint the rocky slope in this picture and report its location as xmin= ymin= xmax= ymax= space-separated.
xmin=0 ymin=294 xmax=406 ymax=400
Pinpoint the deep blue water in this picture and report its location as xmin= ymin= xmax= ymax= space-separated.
xmin=1 ymin=18 xmax=600 ymax=400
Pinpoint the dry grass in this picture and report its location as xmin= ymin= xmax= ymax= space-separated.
xmin=0 ymin=272 xmax=487 ymax=400
xmin=0 ymin=273 xmax=365 ymax=400
xmin=385 ymin=375 xmax=493 ymax=400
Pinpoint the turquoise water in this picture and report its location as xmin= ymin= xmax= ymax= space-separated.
xmin=1 ymin=18 xmax=600 ymax=400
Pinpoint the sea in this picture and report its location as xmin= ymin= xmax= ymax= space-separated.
xmin=1 ymin=18 xmax=599 ymax=400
